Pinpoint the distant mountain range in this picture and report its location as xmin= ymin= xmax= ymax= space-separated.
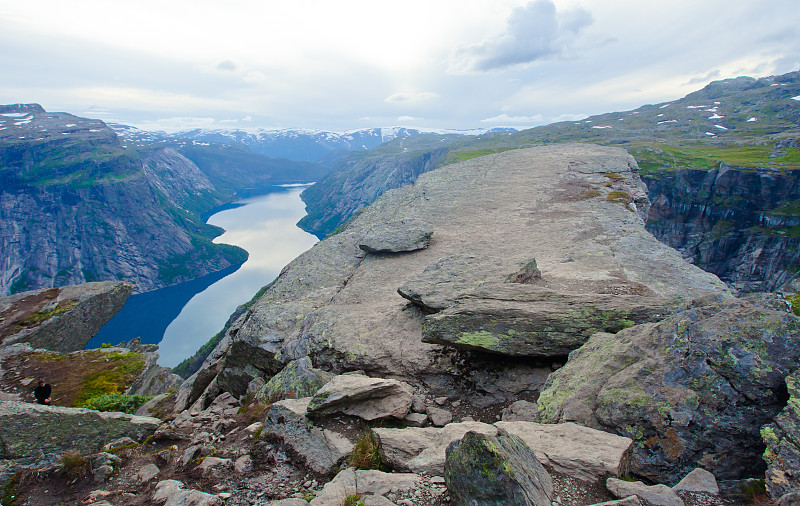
xmin=112 ymin=124 xmax=514 ymax=165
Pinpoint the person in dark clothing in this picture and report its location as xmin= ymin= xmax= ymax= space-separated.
xmin=34 ymin=378 xmax=51 ymax=405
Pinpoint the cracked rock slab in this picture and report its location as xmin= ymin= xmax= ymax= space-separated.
xmin=307 ymin=374 xmax=413 ymax=421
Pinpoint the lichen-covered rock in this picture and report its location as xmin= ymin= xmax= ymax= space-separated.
xmin=263 ymin=397 xmax=351 ymax=475
xmin=444 ymin=430 xmax=553 ymax=506
xmin=763 ymin=368 xmax=800 ymax=499
xmin=307 ymin=374 xmax=413 ymax=421
xmin=0 ymin=281 xmax=134 ymax=353
xmin=421 ymin=290 xmax=674 ymax=357
xmin=255 ymin=357 xmax=333 ymax=403
xmin=358 ymin=219 xmax=433 ymax=253
xmin=537 ymin=295 xmax=800 ymax=484
xmin=0 ymin=401 xmax=160 ymax=483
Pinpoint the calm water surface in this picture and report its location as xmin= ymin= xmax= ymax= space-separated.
xmin=90 ymin=184 xmax=318 ymax=367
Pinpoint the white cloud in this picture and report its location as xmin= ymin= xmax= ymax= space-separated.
xmin=384 ymin=91 xmax=440 ymax=103
xmin=481 ymin=113 xmax=544 ymax=123
xmin=448 ymin=0 xmax=593 ymax=73
xmin=397 ymin=116 xmax=417 ymax=122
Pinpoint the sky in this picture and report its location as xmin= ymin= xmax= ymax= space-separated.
xmin=1 ymin=0 xmax=799 ymax=133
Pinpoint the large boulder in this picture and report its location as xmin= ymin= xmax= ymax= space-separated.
xmin=763 ymin=368 xmax=800 ymax=500
xmin=307 ymin=374 xmax=413 ymax=421
xmin=358 ymin=219 xmax=434 ymax=253
xmin=536 ymin=295 xmax=800 ymax=484
xmin=495 ymin=421 xmax=632 ymax=482
xmin=0 ymin=281 xmax=134 ymax=353
xmin=255 ymin=357 xmax=333 ymax=403
xmin=0 ymin=401 xmax=160 ymax=483
xmin=444 ymin=430 xmax=554 ymax=506
xmin=179 ymin=145 xmax=729 ymax=410
xmin=374 ymin=421 xmax=498 ymax=475
xmin=262 ymin=397 xmax=353 ymax=475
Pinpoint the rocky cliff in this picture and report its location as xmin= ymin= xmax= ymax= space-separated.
xmin=0 ymin=104 xmax=252 ymax=295
xmin=644 ymin=165 xmax=800 ymax=292
xmin=297 ymin=136 xmax=459 ymax=237
xmin=0 ymin=281 xmax=133 ymax=353
xmin=179 ymin=144 xmax=729 ymax=413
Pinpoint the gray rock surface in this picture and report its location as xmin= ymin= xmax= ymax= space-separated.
xmin=495 ymin=421 xmax=632 ymax=482
xmin=0 ymin=401 xmax=159 ymax=483
xmin=263 ymin=397 xmax=351 ymax=475
xmin=255 ymin=356 xmax=333 ymax=403
xmin=501 ymin=400 xmax=539 ymax=422
xmin=308 ymin=468 xmax=422 ymax=506
xmin=0 ymin=282 xmax=133 ymax=352
xmin=426 ymin=406 xmax=453 ymax=427
xmin=307 ymin=374 xmax=413 ymax=421
xmin=606 ymin=478 xmax=684 ymax=506
xmin=134 ymin=463 xmax=161 ymax=484
xmin=672 ymin=468 xmax=719 ymax=494
xmin=444 ymin=430 xmax=553 ymax=506
xmin=182 ymin=144 xmax=729 ymax=412
xmin=358 ymin=219 xmax=433 ymax=253
xmin=587 ymin=497 xmax=642 ymax=506
xmin=374 ymin=421 xmax=499 ymax=475
xmin=537 ymin=295 xmax=800 ymax=484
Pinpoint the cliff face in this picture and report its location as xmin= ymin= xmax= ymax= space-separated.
xmin=297 ymin=137 xmax=460 ymax=237
xmin=644 ymin=166 xmax=800 ymax=292
xmin=0 ymin=105 xmax=247 ymax=295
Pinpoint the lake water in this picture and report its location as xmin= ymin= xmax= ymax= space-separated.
xmin=88 ymin=184 xmax=318 ymax=367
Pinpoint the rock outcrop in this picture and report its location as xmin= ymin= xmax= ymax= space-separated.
xmin=180 ymin=144 xmax=729 ymax=412
xmin=536 ymin=294 xmax=800 ymax=484
xmin=0 ymin=401 xmax=160 ymax=483
xmin=0 ymin=281 xmax=133 ymax=352
xmin=763 ymin=367 xmax=800 ymax=500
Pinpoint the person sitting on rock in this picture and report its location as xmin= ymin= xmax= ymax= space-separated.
xmin=34 ymin=378 xmax=51 ymax=405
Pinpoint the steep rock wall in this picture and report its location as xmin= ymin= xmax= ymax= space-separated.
xmin=644 ymin=166 xmax=800 ymax=292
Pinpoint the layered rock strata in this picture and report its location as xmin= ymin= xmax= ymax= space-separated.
xmin=178 ymin=144 xmax=729 ymax=412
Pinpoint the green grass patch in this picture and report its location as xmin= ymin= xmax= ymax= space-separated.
xmin=73 ymin=352 xmax=146 ymax=407
xmin=81 ymin=393 xmax=152 ymax=414
xmin=347 ymin=432 xmax=385 ymax=470
xmin=446 ymin=147 xmax=519 ymax=164
xmin=606 ymin=190 xmax=632 ymax=203
xmin=17 ymin=299 xmax=77 ymax=329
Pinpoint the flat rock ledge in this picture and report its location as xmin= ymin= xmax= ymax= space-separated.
xmin=0 ymin=401 xmax=160 ymax=483
xmin=0 ymin=281 xmax=134 ymax=353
